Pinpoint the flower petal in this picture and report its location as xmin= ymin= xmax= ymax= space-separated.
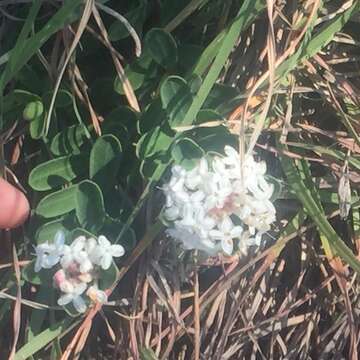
xmin=230 ymin=226 xmax=243 ymax=238
xmin=101 ymin=253 xmax=113 ymax=270
xmin=57 ymin=293 xmax=73 ymax=306
xmin=190 ymin=190 xmax=205 ymax=203
xmin=185 ymin=174 xmax=201 ymax=190
xmin=42 ymin=254 xmax=59 ymax=268
xmin=72 ymin=236 xmax=86 ymax=252
xmin=111 ymin=244 xmax=125 ymax=257
xmin=54 ymin=230 xmax=65 ymax=247
xmin=73 ymin=295 xmax=87 ymax=313
xmin=86 ymin=238 xmax=97 ymax=253
xmin=98 ymin=235 xmax=110 ymax=248
xmin=253 ymin=231 xmax=263 ymax=246
xmin=74 ymin=282 xmax=87 ymax=295
xmin=79 ymin=258 xmax=93 ymax=273
xmin=164 ymin=206 xmax=180 ymax=221
xmin=220 ymin=217 xmax=233 ymax=233
xmin=224 ymin=145 xmax=239 ymax=160
xmin=221 ymin=237 xmax=233 ymax=255
xmin=209 ymin=229 xmax=223 ymax=240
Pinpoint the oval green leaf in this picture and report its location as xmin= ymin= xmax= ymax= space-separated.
xmin=29 ymin=154 xmax=86 ymax=191
xmin=89 ymin=134 xmax=122 ymax=190
xmin=50 ymin=124 xmax=89 ymax=156
xmin=23 ymin=100 xmax=43 ymax=121
xmin=160 ymin=76 xmax=192 ymax=127
xmin=98 ymin=262 xmax=118 ymax=291
xmin=144 ymin=28 xmax=178 ymax=68
xmin=171 ymin=137 xmax=204 ymax=170
xmin=35 ymin=218 xmax=71 ymax=244
xmin=75 ymin=180 xmax=105 ymax=233
xmin=42 ymin=89 xmax=73 ymax=108
xmin=136 ymin=125 xmax=174 ymax=160
xmin=29 ymin=112 xmax=45 ymax=139
xmin=36 ymin=185 xmax=78 ymax=218
xmin=114 ymin=54 xmax=154 ymax=95
xmin=22 ymin=260 xmax=54 ymax=286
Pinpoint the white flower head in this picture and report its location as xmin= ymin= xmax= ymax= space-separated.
xmin=92 ymin=235 xmax=125 ymax=270
xmin=209 ymin=217 xmax=243 ymax=255
xmin=163 ymin=145 xmax=276 ymax=256
xmin=33 ymin=231 xmax=126 ymax=314
xmin=34 ymin=230 xmax=65 ymax=272
xmin=60 ymin=236 xmax=93 ymax=274
xmin=166 ymin=227 xmax=219 ymax=255
xmin=57 ymin=281 xmax=87 ymax=313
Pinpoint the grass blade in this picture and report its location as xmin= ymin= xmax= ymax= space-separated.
xmin=182 ymin=0 xmax=265 ymax=127
xmin=15 ymin=318 xmax=73 ymax=360
xmin=278 ymin=142 xmax=360 ymax=273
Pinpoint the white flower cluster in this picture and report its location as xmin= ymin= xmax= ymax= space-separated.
xmin=163 ymin=145 xmax=276 ymax=256
xmin=34 ymin=231 xmax=124 ymax=313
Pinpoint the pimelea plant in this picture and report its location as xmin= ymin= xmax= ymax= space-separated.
xmin=34 ymin=231 xmax=124 ymax=313
xmin=162 ymin=145 xmax=276 ymax=256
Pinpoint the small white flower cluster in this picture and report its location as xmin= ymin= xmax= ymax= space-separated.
xmin=34 ymin=231 xmax=124 ymax=313
xmin=163 ymin=145 xmax=276 ymax=256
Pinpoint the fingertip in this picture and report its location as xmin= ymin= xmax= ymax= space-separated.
xmin=0 ymin=178 xmax=30 ymax=229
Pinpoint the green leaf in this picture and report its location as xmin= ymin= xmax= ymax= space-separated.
xmin=103 ymin=106 xmax=136 ymax=147
xmin=36 ymin=185 xmax=78 ymax=218
xmin=195 ymin=125 xmax=236 ymax=154
xmin=29 ymin=112 xmax=45 ymax=139
xmin=29 ymin=154 xmax=87 ymax=191
xmin=114 ymin=54 xmax=154 ymax=95
xmin=137 ymin=100 xmax=166 ymax=134
xmin=50 ymin=124 xmax=89 ymax=156
xmin=76 ymin=180 xmax=106 ymax=233
xmin=35 ymin=217 xmax=73 ymax=244
xmin=98 ymin=262 xmax=118 ymax=291
xmin=144 ymin=28 xmax=178 ymax=68
xmin=102 ymin=217 xmax=136 ymax=252
xmin=203 ymin=83 xmax=239 ymax=111
xmin=171 ymin=137 xmax=204 ymax=169
xmin=3 ymin=89 xmax=41 ymax=113
xmin=195 ymin=109 xmax=223 ymax=124
xmin=70 ymin=227 xmax=95 ymax=239
xmin=136 ymin=125 xmax=174 ymax=159
xmin=27 ymin=287 xmax=50 ymax=339
xmin=178 ymin=44 xmax=203 ymax=73
xmin=188 ymin=74 xmax=202 ymax=94
xmin=22 ymin=260 xmax=53 ymax=286
xmin=90 ymin=135 xmax=122 ymax=190
xmin=139 ymin=153 xmax=171 ymax=181
xmin=140 ymin=347 xmax=159 ymax=360
xmin=108 ymin=1 xmax=147 ymax=41
xmin=42 ymin=89 xmax=73 ymax=108
xmin=15 ymin=318 xmax=74 ymax=360
xmin=160 ymin=76 xmax=192 ymax=128
xmin=23 ymin=100 xmax=43 ymax=121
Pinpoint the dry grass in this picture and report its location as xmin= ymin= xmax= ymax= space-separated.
xmin=1 ymin=1 xmax=360 ymax=359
